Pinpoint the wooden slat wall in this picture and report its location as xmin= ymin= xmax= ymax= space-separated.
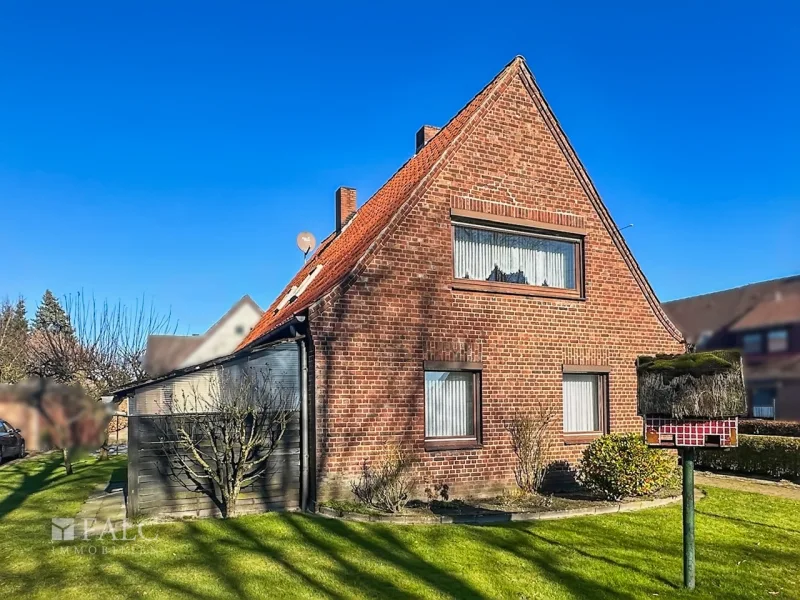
xmin=129 ymin=413 xmax=301 ymax=518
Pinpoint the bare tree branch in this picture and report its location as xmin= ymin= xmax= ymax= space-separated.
xmin=154 ymin=364 xmax=295 ymax=518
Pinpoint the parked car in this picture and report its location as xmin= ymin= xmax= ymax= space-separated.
xmin=0 ymin=419 xmax=25 ymax=462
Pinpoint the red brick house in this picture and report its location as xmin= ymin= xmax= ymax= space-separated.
xmin=237 ymin=56 xmax=685 ymax=501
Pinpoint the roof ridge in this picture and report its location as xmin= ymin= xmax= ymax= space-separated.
xmin=514 ymin=57 xmax=683 ymax=342
xmin=664 ymin=273 xmax=800 ymax=304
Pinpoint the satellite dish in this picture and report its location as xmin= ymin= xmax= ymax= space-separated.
xmin=297 ymin=232 xmax=317 ymax=259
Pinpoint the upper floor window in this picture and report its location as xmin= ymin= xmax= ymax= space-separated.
xmin=742 ymin=333 xmax=762 ymax=354
xmin=453 ymin=224 xmax=582 ymax=294
xmin=767 ymin=329 xmax=789 ymax=353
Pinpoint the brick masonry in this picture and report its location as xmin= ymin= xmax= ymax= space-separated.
xmin=308 ymin=68 xmax=684 ymax=500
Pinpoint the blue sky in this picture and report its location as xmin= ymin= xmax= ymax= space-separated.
xmin=2 ymin=1 xmax=798 ymax=332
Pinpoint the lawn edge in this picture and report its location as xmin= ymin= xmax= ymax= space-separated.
xmin=316 ymin=493 xmax=688 ymax=525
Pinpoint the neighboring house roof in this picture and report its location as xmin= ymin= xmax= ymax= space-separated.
xmin=240 ymin=56 xmax=683 ymax=349
xmin=116 ymin=317 xmax=302 ymax=398
xmin=663 ymin=275 xmax=800 ymax=344
xmin=117 ymin=347 xmax=243 ymax=397
xmin=201 ymin=294 xmax=262 ymax=340
xmin=730 ymin=292 xmax=800 ymax=332
xmin=143 ymin=295 xmax=262 ymax=377
xmin=141 ymin=335 xmax=203 ymax=377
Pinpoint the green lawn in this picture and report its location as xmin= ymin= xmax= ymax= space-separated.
xmin=1 ymin=454 xmax=798 ymax=599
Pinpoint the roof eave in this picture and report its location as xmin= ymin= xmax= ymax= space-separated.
xmin=113 ymin=316 xmax=306 ymax=397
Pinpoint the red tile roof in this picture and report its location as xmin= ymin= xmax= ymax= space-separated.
xmin=663 ymin=276 xmax=800 ymax=343
xmin=240 ymin=56 xmax=682 ymax=349
xmin=238 ymin=59 xmax=520 ymax=349
xmin=730 ymin=291 xmax=800 ymax=332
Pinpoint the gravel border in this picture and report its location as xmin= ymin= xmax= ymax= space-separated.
xmin=316 ymin=494 xmax=684 ymax=525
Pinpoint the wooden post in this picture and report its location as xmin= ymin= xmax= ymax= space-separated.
xmin=682 ymin=447 xmax=696 ymax=590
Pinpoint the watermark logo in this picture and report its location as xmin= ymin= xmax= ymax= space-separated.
xmin=51 ymin=518 xmax=157 ymax=543
xmin=52 ymin=518 xmax=75 ymax=541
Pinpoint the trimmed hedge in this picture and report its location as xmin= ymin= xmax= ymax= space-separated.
xmin=696 ymin=434 xmax=800 ymax=479
xmin=739 ymin=419 xmax=800 ymax=438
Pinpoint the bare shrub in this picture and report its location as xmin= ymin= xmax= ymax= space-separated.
xmin=156 ymin=366 xmax=295 ymax=518
xmin=351 ymin=445 xmax=415 ymax=513
xmin=424 ymin=482 xmax=450 ymax=502
xmin=505 ymin=406 xmax=556 ymax=495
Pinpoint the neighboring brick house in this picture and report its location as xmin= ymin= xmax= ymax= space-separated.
xmin=663 ymin=276 xmax=800 ymax=421
xmin=237 ymin=56 xmax=685 ymax=501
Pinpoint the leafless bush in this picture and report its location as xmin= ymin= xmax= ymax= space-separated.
xmin=505 ymin=405 xmax=556 ymax=495
xmin=156 ymin=366 xmax=295 ymax=518
xmin=351 ymin=445 xmax=415 ymax=513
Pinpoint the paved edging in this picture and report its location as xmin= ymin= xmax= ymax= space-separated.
xmin=696 ymin=470 xmax=800 ymax=488
xmin=316 ymin=494 xmax=684 ymax=525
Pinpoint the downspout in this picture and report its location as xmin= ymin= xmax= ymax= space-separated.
xmin=298 ymin=338 xmax=310 ymax=512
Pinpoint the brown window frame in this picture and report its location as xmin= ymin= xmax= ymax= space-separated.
xmin=423 ymin=361 xmax=482 ymax=451
xmin=561 ymin=368 xmax=610 ymax=445
xmin=450 ymin=210 xmax=586 ymax=301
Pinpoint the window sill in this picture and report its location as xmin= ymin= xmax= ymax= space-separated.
xmin=451 ymin=280 xmax=584 ymax=301
xmin=563 ymin=432 xmax=602 ymax=445
xmin=424 ymin=439 xmax=482 ymax=452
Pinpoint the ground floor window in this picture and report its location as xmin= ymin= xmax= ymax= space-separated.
xmin=562 ymin=371 xmax=608 ymax=435
xmin=751 ymin=387 xmax=777 ymax=419
xmin=423 ymin=362 xmax=481 ymax=449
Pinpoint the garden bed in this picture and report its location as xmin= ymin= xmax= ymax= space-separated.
xmin=318 ymin=489 xmax=682 ymax=524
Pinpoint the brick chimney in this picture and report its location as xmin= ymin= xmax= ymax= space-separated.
xmin=335 ymin=187 xmax=357 ymax=234
xmin=415 ymin=125 xmax=440 ymax=154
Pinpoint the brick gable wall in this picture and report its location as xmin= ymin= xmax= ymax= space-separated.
xmin=309 ymin=72 xmax=683 ymax=500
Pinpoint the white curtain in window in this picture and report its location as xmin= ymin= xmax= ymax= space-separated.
xmin=454 ymin=226 xmax=575 ymax=289
xmin=563 ymin=374 xmax=599 ymax=433
xmin=425 ymin=371 xmax=474 ymax=437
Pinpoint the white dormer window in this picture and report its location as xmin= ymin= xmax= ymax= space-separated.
xmin=275 ymin=286 xmax=299 ymax=313
xmin=291 ymin=265 xmax=323 ymax=301
xmin=273 ymin=265 xmax=324 ymax=314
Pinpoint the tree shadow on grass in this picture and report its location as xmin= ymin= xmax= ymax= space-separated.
xmin=111 ymin=552 xmax=229 ymax=600
xmin=230 ymin=514 xmax=480 ymax=599
xmin=226 ymin=517 xmax=357 ymax=600
xmin=696 ymin=509 xmax=800 ymax=534
xmin=468 ymin=523 xmax=650 ymax=600
xmin=105 ymin=515 xmax=351 ymax=600
xmin=0 ymin=455 xmax=64 ymax=520
xmin=291 ymin=515 xmax=485 ymax=599
xmin=0 ymin=454 xmax=61 ymax=519
xmin=521 ymin=527 xmax=679 ymax=590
